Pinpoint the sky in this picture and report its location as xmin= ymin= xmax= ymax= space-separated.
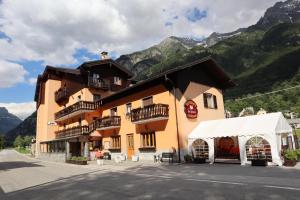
xmin=0 ymin=0 xmax=279 ymax=120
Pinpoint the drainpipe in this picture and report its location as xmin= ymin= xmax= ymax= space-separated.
xmin=165 ymin=75 xmax=181 ymax=163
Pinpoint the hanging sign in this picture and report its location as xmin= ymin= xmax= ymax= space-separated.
xmin=184 ymin=100 xmax=198 ymax=119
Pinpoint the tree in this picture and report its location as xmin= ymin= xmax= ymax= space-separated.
xmin=0 ymin=135 xmax=4 ymax=150
xmin=23 ymin=136 xmax=33 ymax=147
xmin=13 ymin=135 xmax=24 ymax=148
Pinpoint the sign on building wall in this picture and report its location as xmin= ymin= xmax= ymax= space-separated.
xmin=184 ymin=100 xmax=198 ymax=119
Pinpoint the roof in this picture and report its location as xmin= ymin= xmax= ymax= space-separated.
xmin=79 ymin=59 xmax=133 ymax=77
xmin=100 ymin=56 xmax=235 ymax=104
xmin=188 ymin=112 xmax=292 ymax=140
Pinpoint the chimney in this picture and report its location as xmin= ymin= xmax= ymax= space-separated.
xmin=101 ymin=51 xmax=109 ymax=60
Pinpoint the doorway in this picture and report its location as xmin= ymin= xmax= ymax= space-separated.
xmin=127 ymin=134 xmax=134 ymax=160
xmin=215 ymin=137 xmax=240 ymax=160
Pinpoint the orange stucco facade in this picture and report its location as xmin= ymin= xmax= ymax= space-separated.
xmin=35 ymin=57 xmax=233 ymax=161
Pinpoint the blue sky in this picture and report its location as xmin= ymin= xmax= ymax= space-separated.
xmin=0 ymin=0 xmax=278 ymax=119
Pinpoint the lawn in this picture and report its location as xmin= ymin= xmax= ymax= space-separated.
xmin=296 ymin=129 xmax=300 ymax=138
xmin=15 ymin=147 xmax=31 ymax=154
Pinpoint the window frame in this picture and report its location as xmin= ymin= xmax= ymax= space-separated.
xmin=110 ymin=136 xmax=121 ymax=149
xmin=142 ymin=96 xmax=153 ymax=108
xmin=203 ymin=93 xmax=218 ymax=109
xmin=140 ymin=132 xmax=156 ymax=148
xmin=113 ymin=76 xmax=122 ymax=86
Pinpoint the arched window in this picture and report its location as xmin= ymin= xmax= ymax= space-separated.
xmin=192 ymin=139 xmax=209 ymax=159
xmin=245 ymin=137 xmax=272 ymax=161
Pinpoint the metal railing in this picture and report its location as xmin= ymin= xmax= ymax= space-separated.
xmin=55 ymin=125 xmax=89 ymax=139
xmin=89 ymin=116 xmax=121 ymax=132
xmin=55 ymin=87 xmax=69 ymax=103
xmin=131 ymin=104 xmax=169 ymax=122
xmin=88 ymin=77 xmax=110 ymax=90
xmin=55 ymin=101 xmax=96 ymax=120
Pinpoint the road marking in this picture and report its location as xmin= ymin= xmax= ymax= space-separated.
xmin=185 ymin=178 xmax=246 ymax=185
xmin=264 ymin=185 xmax=300 ymax=191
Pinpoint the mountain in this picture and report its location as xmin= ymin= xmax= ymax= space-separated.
xmin=5 ymin=111 xmax=36 ymax=146
xmin=115 ymin=0 xmax=300 ymax=115
xmin=116 ymin=36 xmax=200 ymax=79
xmin=253 ymin=0 xmax=300 ymax=30
xmin=0 ymin=107 xmax=22 ymax=134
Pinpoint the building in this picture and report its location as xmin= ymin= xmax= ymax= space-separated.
xmin=34 ymin=55 xmax=235 ymax=162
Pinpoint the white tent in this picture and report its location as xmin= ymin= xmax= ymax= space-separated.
xmin=188 ymin=112 xmax=294 ymax=166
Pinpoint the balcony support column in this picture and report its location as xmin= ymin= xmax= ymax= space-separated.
xmin=66 ymin=141 xmax=71 ymax=160
xmin=84 ymin=141 xmax=89 ymax=159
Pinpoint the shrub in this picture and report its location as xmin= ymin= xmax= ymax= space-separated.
xmin=184 ymin=154 xmax=193 ymax=162
xmin=284 ymin=150 xmax=298 ymax=161
xmin=70 ymin=156 xmax=87 ymax=161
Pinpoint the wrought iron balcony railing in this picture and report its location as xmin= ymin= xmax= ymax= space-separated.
xmin=131 ymin=104 xmax=169 ymax=123
xmin=55 ymin=125 xmax=89 ymax=139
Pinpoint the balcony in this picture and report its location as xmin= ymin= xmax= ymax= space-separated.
xmin=131 ymin=104 xmax=169 ymax=124
xmin=55 ymin=125 xmax=89 ymax=139
xmin=55 ymin=87 xmax=69 ymax=103
xmin=55 ymin=101 xmax=97 ymax=121
xmin=89 ymin=116 xmax=121 ymax=131
xmin=88 ymin=77 xmax=110 ymax=90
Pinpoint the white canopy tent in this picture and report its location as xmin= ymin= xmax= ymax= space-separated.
xmin=188 ymin=112 xmax=294 ymax=166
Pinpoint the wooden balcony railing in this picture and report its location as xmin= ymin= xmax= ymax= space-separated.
xmin=131 ymin=104 xmax=169 ymax=123
xmin=55 ymin=125 xmax=89 ymax=139
xmin=88 ymin=77 xmax=110 ymax=90
xmin=55 ymin=101 xmax=96 ymax=120
xmin=89 ymin=116 xmax=121 ymax=131
xmin=55 ymin=88 xmax=69 ymax=103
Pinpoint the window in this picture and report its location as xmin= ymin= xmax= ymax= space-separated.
xmin=142 ymin=96 xmax=153 ymax=107
xmin=141 ymin=132 xmax=156 ymax=148
xmin=110 ymin=107 xmax=117 ymax=116
xmin=126 ymin=103 xmax=132 ymax=115
xmin=113 ymin=76 xmax=122 ymax=85
xmin=77 ymin=95 xmax=81 ymax=102
xmin=78 ymin=118 xmax=82 ymax=126
xmin=203 ymin=93 xmax=217 ymax=109
xmin=111 ymin=136 xmax=121 ymax=149
xmin=93 ymin=94 xmax=101 ymax=102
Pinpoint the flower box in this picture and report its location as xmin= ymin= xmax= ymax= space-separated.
xmin=251 ymin=159 xmax=267 ymax=166
xmin=283 ymin=160 xmax=297 ymax=167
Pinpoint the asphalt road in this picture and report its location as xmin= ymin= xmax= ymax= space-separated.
xmin=1 ymin=149 xmax=300 ymax=200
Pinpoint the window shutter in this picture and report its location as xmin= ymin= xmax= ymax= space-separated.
xmin=213 ymin=95 xmax=218 ymax=109
xmin=203 ymin=93 xmax=208 ymax=108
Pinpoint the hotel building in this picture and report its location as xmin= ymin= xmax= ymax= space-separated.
xmin=34 ymin=54 xmax=234 ymax=162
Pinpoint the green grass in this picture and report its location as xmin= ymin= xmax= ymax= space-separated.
xmin=296 ymin=129 xmax=300 ymax=138
xmin=15 ymin=147 xmax=31 ymax=154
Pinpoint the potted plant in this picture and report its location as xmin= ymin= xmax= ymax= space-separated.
xmin=251 ymin=151 xmax=267 ymax=166
xmin=283 ymin=150 xmax=297 ymax=167
xmin=184 ymin=154 xmax=193 ymax=163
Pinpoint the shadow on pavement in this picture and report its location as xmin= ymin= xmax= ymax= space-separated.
xmin=0 ymin=161 xmax=43 ymax=171
xmin=2 ymin=164 xmax=300 ymax=200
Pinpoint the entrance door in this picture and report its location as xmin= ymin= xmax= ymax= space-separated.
xmin=127 ymin=134 xmax=134 ymax=160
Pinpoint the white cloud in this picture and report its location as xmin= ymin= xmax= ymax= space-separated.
xmin=0 ymin=60 xmax=28 ymax=88
xmin=0 ymin=101 xmax=36 ymax=120
xmin=0 ymin=0 xmax=279 ymax=67
xmin=27 ymin=77 xmax=37 ymax=86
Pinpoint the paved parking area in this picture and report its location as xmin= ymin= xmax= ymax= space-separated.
xmin=1 ymin=149 xmax=300 ymax=200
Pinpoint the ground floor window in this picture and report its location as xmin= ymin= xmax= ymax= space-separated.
xmin=192 ymin=139 xmax=209 ymax=159
xmin=141 ymin=132 xmax=156 ymax=148
xmin=110 ymin=136 xmax=121 ymax=149
xmin=245 ymin=136 xmax=272 ymax=162
xmin=40 ymin=141 xmax=66 ymax=153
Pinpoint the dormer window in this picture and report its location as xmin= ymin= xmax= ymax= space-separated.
xmin=114 ymin=76 xmax=122 ymax=86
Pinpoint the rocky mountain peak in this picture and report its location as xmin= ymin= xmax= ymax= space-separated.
xmin=255 ymin=0 xmax=300 ymax=29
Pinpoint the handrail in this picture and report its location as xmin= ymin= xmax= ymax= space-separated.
xmin=89 ymin=116 xmax=121 ymax=132
xmin=55 ymin=125 xmax=89 ymax=139
xmin=55 ymin=101 xmax=96 ymax=120
xmin=131 ymin=104 xmax=169 ymax=122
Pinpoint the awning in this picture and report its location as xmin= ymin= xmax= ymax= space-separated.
xmin=188 ymin=112 xmax=292 ymax=139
